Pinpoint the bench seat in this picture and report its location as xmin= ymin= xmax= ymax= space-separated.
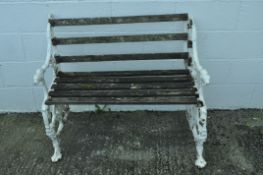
xmin=46 ymin=69 xmax=200 ymax=105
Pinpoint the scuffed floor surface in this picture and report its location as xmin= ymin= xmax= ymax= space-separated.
xmin=0 ymin=109 xmax=262 ymax=175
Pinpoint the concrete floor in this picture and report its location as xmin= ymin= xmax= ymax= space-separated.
xmin=0 ymin=109 xmax=262 ymax=175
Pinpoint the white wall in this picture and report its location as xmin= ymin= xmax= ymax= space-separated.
xmin=0 ymin=0 xmax=263 ymax=112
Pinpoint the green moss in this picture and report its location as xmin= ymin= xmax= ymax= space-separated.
xmin=246 ymin=110 xmax=263 ymax=128
xmin=94 ymin=104 xmax=111 ymax=114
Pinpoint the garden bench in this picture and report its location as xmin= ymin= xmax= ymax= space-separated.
xmin=34 ymin=13 xmax=210 ymax=168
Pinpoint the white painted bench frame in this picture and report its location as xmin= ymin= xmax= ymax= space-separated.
xmin=34 ymin=14 xmax=210 ymax=168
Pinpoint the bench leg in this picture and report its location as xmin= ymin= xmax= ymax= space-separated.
xmin=41 ymin=105 xmax=70 ymax=162
xmin=186 ymin=106 xmax=207 ymax=168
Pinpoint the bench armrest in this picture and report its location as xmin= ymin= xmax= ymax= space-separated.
xmin=33 ymin=20 xmax=56 ymax=105
xmin=33 ymin=52 xmax=51 ymax=86
xmin=189 ymin=19 xmax=210 ymax=86
xmin=35 ymin=22 xmax=52 ymax=79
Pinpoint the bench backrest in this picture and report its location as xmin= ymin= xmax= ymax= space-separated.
xmin=48 ymin=13 xmax=192 ymax=67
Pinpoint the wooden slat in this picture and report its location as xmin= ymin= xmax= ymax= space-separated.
xmin=51 ymin=33 xmax=188 ymax=45
xmin=55 ymin=52 xmax=189 ymax=63
xmin=51 ymin=82 xmax=194 ymax=90
xmin=55 ymin=74 xmax=192 ymax=83
xmin=49 ymin=89 xmax=197 ymax=97
xmin=57 ymin=69 xmax=190 ymax=77
xmin=49 ymin=13 xmax=189 ymax=26
xmin=188 ymin=40 xmax=193 ymax=48
xmin=45 ymin=96 xmax=198 ymax=105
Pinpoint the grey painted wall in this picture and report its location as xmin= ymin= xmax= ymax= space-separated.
xmin=0 ymin=0 xmax=263 ymax=112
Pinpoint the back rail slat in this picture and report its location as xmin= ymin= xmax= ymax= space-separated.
xmin=52 ymin=33 xmax=188 ymax=45
xmin=57 ymin=69 xmax=190 ymax=77
xmin=55 ymin=75 xmax=192 ymax=83
xmin=51 ymin=82 xmax=194 ymax=90
xmin=55 ymin=52 xmax=189 ymax=63
xmin=49 ymin=13 xmax=189 ymax=26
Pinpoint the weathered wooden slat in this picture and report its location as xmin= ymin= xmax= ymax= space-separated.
xmin=49 ymin=13 xmax=189 ymax=26
xmin=55 ymin=52 xmax=189 ymax=63
xmin=45 ymin=96 xmax=198 ymax=105
xmin=49 ymin=88 xmax=197 ymax=97
xmin=51 ymin=33 xmax=188 ymax=45
xmin=188 ymin=40 xmax=193 ymax=48
xmin=55 ymin=75 xmax=192 ymax=83
xmin=57 ymin=69 xmax=190 ymax=77
xmin=51 ymin=82 xmax=194 ymax=90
